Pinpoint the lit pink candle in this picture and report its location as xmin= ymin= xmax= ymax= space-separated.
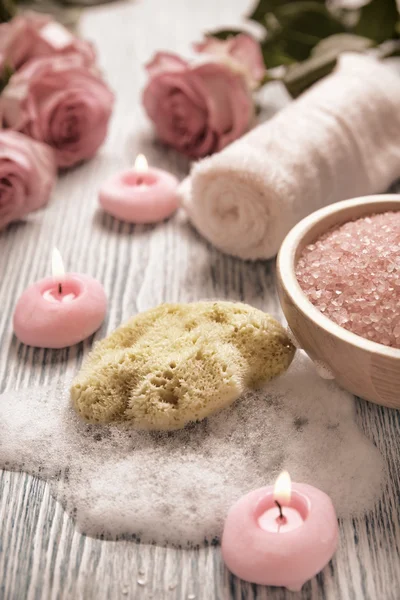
xmin=13 ymin=248 xmax=107 ymax=349
xmin=222 ymin=472 xmax=338 ymax=591
xmin=99 ymin=154 xmax=179 ymax=223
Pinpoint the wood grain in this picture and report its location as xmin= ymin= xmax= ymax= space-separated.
xmin=0 ymin=0 xmax=400 ymax=598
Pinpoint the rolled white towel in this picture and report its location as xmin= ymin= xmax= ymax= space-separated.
xmin=180 ymin=54 xmax=400 ymax=260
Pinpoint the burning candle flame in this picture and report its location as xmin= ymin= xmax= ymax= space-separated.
xmin=134 ymin=154 xmax=148 ymax=172
xmin=273 ymin=471 xmax=291 ymax=505
xmin=52 ymin=247 xmax=65 ymax=279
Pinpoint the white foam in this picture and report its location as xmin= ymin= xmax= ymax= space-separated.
xmin=0 ymin=353 xmax=385 ymax=546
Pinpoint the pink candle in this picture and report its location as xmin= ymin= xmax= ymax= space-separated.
xmin=13 ymin=249 xmax=107 ymax=349
xmin=222 ymin=472 xmax=338 ymax=591
xmin=99 ymin=154 xmax=179 ymax=223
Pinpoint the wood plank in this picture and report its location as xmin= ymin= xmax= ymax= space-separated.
xmin=1 ymin=0 xmax=399 ymax=598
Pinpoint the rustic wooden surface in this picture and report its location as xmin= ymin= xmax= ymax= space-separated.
xmin=0 ymin=0 xmax=400 ymax=598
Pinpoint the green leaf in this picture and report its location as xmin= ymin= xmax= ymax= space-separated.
xmin=353 ymin=0 xmax=398 ymax=43
xmin=261 ymin=39 xmax=295 ymax=67
xmin=206 ymin=28 xmax=245 ymax=41
xmin=0 ymin=64 xmax=14 ymax=93
xmin=259 ymin=71 xmax=280 ymax=85
xmin=251 ymin=2 xmax=348 ymax=66
xmin=61 ymin=0 xmax=116 ymax=5
xmin=283 ymin=33 xmax=375 ymax=97
xmin=0 ymin=0 xmax=16 ymax=22
xmin=259 ymin=3 xmax=347 ymax=67
xmin=275 ymin=2 xmax=347 ymax=61
xmin=283 ymin=30 xmax=377 ymax=99
xmin=312 ymin=33 xmax=375 ymax=57
xmin=248 ymin=0 xmax=325 ymax=23
xmin=377 ymin=39 xmax=400 ymax=58
xmin=283 ymin=50 xmax=337 ymax=97
xmin=17 ymin=2 xmax=81 ymax=29
xmin=248 ymin=0 xmax=278 ymax=23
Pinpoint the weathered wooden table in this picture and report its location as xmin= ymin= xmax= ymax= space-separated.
xmin=1 ymin=0 xmax=399 ymax=598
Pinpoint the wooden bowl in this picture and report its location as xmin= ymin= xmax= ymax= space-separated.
xmin=277 ymin=195 xmax=400 ymax=409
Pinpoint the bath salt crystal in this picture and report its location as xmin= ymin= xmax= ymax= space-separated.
xmin=296 ymin=211 xmax=400 ymax=348
xmin=0 ymin=353 xmax=384 ymax=546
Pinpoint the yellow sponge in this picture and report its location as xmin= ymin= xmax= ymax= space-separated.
xmin=71 ymin=302 xmax=295 ymax=430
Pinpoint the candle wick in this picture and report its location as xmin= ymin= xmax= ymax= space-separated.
xmin=58 ymin=283 xmax=62 ymax=295
xmin=275 ymin=500 xmax=284 ymax=520
xmin=137 ymin=177 xmax=143 ymax=185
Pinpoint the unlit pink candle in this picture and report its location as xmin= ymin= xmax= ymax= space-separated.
xmin=222 ymin=472 xmax=338 ymax=591
xmin=13 ymin=249 xmax=107 ymax=349
xmin=99 ymin=154 xmax=179 ymax=223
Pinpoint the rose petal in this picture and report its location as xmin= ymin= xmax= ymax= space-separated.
xmin=228 ymin=34 xmax=265 ymax=85
xmin=191 ymin=63 xmax=253 ymax=148
xmin=194 ymin=34 xmax=265 ymax=87
xmin=0 ymin=174 xmax=25 ymax=229
xmin=145 ymin=52 xmax=188 ymax=77
xmin=0 ymin=180 xmax=14 ymax=209
xmin=40 ymin=22 xmax=75 ymax=49
xmin=193 ymin=37 xmax=226 ymax=55
xmin=187 ymin=127 xmax=218 ymax=158
xmin=143 ymin=73 xmax=208 ymax=152
xmin=0 ymin=13 xmax=95 ymax=73
xmin=143 ymin=57 xmax=253 ymax=158
xmin=191 ymin=65 xmax=233 ymax=134
xmin=166 ymin=91 xmax=206 ymax=149
xmin=0 ymin=56 xmax=114 ymax=168
xmin=0 ymin=130 xmax=56 ymax=229
xmin=47 ymin=92 xmax=110 ymax=167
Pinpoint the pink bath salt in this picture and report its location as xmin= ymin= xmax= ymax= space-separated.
xmin=296 ymin=211 xmax=400 ymax=349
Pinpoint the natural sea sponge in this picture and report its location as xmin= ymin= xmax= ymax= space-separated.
xmin=71 ymin=302 xmax=295 ymax=430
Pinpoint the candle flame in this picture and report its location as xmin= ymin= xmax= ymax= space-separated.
xmin=134 ymin=154 xmax=148 ymax=172
xmin=274 ymin=471 xmax=292 ymax=505
xmin=52 ymin=247 xmax=65 ymax=279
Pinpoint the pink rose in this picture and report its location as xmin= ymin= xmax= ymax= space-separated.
xmin=193 ymin=34 xmax=265 ymax=89
xmin=0 ymin=54 xmax=114 ymax=168
xmin=0 ymin=130 xmax=56 ymax=231
xmin=0 ymin=12 xmax=96 ymax=74
xmin=142 ymin=52 xmax=253 ymax=158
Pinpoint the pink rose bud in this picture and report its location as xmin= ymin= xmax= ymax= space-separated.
xmin=0 ymin=130 xmax=56 ymax=231
xmin=0 ymin=54 xmax=114 ymax=168
xmin=0 ymin=12 xmax=96 ymax=74
xmin=142 ymin=52 xmax=254 ymax=158
xmin=193 ymin=34 xmax=265 ymax=89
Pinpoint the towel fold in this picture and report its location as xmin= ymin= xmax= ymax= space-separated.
xmin=180 ymin=54 xmax=400 ymax=260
